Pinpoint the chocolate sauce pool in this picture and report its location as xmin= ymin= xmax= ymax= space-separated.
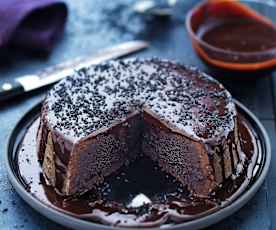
xmin=15 ymin=114 xmax=260 ymax=228
xmin=197 ymin=18 xmax=276 ymax=53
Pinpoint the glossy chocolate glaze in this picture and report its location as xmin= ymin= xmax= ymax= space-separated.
xmin=197 ymin=18 xmax=276 ymax=53
xmin=39 ymin=59 xmax=240 ymax=197
xmin=16 ymin=111 xmax=260 ymax=227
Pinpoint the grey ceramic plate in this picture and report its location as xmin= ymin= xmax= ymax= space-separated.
xmin=5 ymin=100 xmax=271 ymax=230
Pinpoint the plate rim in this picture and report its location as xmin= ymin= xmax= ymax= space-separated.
xmin=5 ymin=99 xmax=271 ymax=230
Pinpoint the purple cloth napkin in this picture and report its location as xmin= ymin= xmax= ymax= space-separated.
xmin=0 ymin=0 xmax=67 ymax=53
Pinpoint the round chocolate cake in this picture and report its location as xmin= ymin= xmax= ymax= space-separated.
xmin=37 ymin=58 xmax=245 ymax=197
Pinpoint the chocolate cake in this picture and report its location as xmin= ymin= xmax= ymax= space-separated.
xmin=37 ymin=58 xmax=245 ymax=197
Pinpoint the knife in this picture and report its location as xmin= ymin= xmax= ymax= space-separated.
xmin=133 ymin=0 xmax=178 ymax=16
xmin=0 ymin=40 xmax=149 ymax=102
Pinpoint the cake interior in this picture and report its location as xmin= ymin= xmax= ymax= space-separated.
xmin=45 ymin=107 xmax=222 ymax=197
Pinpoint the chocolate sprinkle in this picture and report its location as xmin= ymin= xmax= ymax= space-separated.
xmin=44 ymin=58 xmax=235 ymax=142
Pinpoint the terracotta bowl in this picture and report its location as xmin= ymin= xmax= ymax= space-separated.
xmin=186 ymin=0 xmax=276 ymax=72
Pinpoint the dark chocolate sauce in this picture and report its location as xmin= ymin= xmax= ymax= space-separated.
xmin=197 ymin=18 xmax=276 ymax=53
xmin=16 ymin=114 xmax=259 ymax=227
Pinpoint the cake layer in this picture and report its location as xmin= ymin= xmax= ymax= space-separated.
xmin=39 ymin=111 xmax=142 ymax=195
xmin=142 ymin=109 xmax=215 ymax=195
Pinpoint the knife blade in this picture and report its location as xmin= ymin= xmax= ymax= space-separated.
xmin=0 ymin=40 xmax=149 ymax=102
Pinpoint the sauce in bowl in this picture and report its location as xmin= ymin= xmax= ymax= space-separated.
xmin=186 ymin=0 xmax=276 ymax=71
xmin=198 ymin=18 xmax=276 ymax=53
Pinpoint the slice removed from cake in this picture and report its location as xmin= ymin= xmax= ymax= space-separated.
xmin=37 ymin=58 xmax=245 ymax=197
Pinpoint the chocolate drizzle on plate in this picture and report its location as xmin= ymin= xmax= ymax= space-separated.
xmin=15 ymin=112 xmax=260 ymax=228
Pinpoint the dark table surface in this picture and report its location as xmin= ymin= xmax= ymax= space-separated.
xmin=0 ymin=0 xmax=275 ymax=229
